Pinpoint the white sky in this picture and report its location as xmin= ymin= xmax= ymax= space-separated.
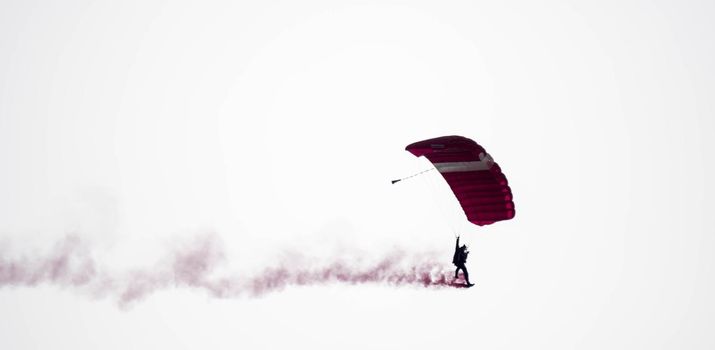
xmin=1 ymin=0 xmax=714 ymax=349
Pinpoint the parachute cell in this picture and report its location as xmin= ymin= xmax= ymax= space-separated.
xmin=405 ymin=135 xmax=515 ymax=226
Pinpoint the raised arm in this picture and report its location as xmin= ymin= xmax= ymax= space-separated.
xmin=455 ymin=236 xmax=460 ymax=250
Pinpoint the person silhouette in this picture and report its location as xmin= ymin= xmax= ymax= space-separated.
xmin=452 ymin=236 xmax=474 ymax=287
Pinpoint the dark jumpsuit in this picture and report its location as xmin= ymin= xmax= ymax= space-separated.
xmin=453 ymin=237 xmax=472 ymax=285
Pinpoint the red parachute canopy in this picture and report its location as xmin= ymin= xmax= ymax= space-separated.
xmin=406 ymin=135 xmax=515 ymax=226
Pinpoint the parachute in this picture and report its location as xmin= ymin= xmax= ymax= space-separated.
xmin=404 ymin=135 xmax=515 ymax=226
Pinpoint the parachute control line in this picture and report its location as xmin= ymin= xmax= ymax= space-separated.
xmin=391 ymin=168 xmax=435 ymax=184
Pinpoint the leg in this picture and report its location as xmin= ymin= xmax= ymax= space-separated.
xmin=463 ymin=267 xmax=473 ymax=286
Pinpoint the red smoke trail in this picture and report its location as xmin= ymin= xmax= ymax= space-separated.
xmin=0 ymin=235 xmax=467 ymax=308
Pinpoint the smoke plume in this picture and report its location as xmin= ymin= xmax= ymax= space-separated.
xmin=0 ymin=235 xmax=467 ymax=308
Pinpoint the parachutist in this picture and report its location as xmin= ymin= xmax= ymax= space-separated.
xmin=401 ymin=136 xmax=516 ymax=287
xmin=452 ymin=236 xmax=474 ymax=287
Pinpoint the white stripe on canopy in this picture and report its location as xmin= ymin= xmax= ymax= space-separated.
xmin=434 ymin=153 xmax=494 ymax=173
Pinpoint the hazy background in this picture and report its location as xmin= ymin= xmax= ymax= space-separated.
xmin=1 ymin=0 xmax=713 ymax=349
